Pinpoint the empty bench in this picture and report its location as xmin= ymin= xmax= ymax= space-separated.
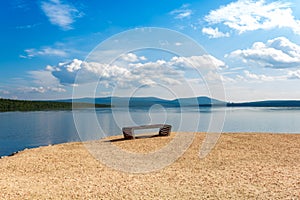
xmin=122 ymin=124 xmax=172 ymax=139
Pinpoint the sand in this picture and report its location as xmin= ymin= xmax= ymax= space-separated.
xmin=0 ymin=132 xmax=299 ymax=199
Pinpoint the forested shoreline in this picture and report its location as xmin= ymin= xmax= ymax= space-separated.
xmin=0 ymin=98 xmax=110 ymax=112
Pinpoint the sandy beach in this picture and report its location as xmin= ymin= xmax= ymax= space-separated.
xmin=0 ymin=132 xmax=299 ymax=199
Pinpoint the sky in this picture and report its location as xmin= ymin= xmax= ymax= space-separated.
xmin=1 ymin=0 xmax=300 ymax=102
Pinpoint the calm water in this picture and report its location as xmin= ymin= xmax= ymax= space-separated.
xmin=1 ymin=107 xmax=300 ymax=157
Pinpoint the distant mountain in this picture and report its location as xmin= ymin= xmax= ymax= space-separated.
xmin=3 ymin=97 xmax=300 ymax=112
xmin=170 ymin=97 xmax=226 ymax=107
xmin=59 ymin=97 xmax=168 ymax=106
xmin=58 ymin=97 xmax=300 ymax=108
xmin=58 ymin=96 xmax=226 ymax=107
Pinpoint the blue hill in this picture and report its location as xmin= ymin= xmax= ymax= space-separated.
xmin=57 ymin=97 xmax=300 ymax=107
xmin=58 ymin=96 xmax=226 ymax=107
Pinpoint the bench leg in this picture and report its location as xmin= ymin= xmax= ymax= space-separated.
xmin=159 ymin=125 xmax=171 ymax=136
xmin=123 ymin=129 xmax=134 ymax=139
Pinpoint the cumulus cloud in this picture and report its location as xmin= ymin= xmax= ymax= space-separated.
xmin=171 ymin=54 xmax=227 ymax=70
xmin=50 ymin=54 xmax=225 ymax=88
xmin=227 ymin=69 xmax=300 ymax=83
xmin=170 ymin=4 xmax=192 ymax=19
xmin=128 ymin=60 xmax=184 ymax=86
xmin=203 ymin=0 xmax=300 ymax=35
xmin=228 ymin=37 xmax=300 ymax=68
xmin=40 ymin=0 xmax=83 ymax=30
xmin=244 ymin=70 xmax=277 ymax=81
xmin=120 ymin=53 xmax=147 ymax=62
xmin=58 ymin=58 xmax=82 ymax=72
xmin=202 ymin=27 xmax=230 ymax=38
xmin=50 ymin=59 xmax=131 ymax=87
xmin=50 ymin=59 xmax=85 ymax=85
xmin=20 ymin=47 xmax=68 ymax=58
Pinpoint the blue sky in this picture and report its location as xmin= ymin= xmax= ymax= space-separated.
xmin=1 ymin=0 xmax=300 ymax=102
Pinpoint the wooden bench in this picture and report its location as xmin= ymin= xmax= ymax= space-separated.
xmin=122 ymin=124 xmax=172 ymax=139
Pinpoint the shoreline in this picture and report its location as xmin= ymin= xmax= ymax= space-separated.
xmin=1 ymin=131 xmax=299 ymax=159
xmin=1 ymin=132 xmax=299 ymax=199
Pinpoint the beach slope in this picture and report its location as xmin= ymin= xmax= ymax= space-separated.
xmin=0 ymin=133 xmax=299 ymax=199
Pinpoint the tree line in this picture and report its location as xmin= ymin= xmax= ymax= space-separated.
xmin=0 ymin=98 xmax=110 ymax=112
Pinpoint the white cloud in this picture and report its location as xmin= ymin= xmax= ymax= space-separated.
xmin=202 ymin=27 xmax=230 ymax=38
xmin=139 ymin=56 xmax=147 ymax=61
xmin=58 ymin=58 xmax=82 ymax=72
xmin=204 ymin=0 xmax=300 ymax=35
xmin=229 ymin=37 xmax=300 ymax=68
xmin=220 ymin=74 xmax=237 ymax=83
xmin=225 ymin=69 xmax=300 ymax=83
xmin=1 ymin=69 xmax=68 ymax=99
xmin=51 ymin=59 xmax=131 ymax=87
xmin=244 ymin=70 xmax=276 ymax=81
xmin=45 ymin=65 xmax=55 ymax=71
xmin=26 ymin=87 xmax=46 ymax=93
xmin=287 ymin=70 xmax=300 ymax=79
xmin=21 ymin=47 xmax=68 ymax=58
xmin=49 ymin=87 xmax=66 ymax=92
xmin=20 ymin=86 xmax=66 ymax=94
xmin=50 ymin=54 xmax=225 ymax=88
xmin=170 ymin=4 xmax=192 ymax=19
xmin=25 ymin=70 xmax=66 ymax=94
xmin=120 ymin=53 xmax=147 ymax=62
xmin=29 ymin=70 xmax=59 ymax=85
xmin=121 ymin=53 xmax=139 ymax=62
xmin=40 ymin=0 xmax=83 ymax=30
xmin=171 ymin=54 xmax=227 ymax=70
xmin=128 ymin=60 xmax=184 ymax=86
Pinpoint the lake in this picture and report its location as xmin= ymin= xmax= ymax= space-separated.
xmin=1 ymin=107 xmax=300 ymax=157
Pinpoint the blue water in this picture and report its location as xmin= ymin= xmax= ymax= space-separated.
xmin=1 ymin=107 xmax=300 ymax=157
